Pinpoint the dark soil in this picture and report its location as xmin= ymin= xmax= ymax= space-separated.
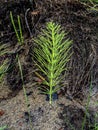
xmin=0 ymin=0 xmax=98 ymax=130
xmin=59 ymin=105 xmax=96 ymax=130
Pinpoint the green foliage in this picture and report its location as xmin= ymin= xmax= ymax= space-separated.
xmin=17 ymin=55 xmax=33 ymax=130
xmin=10 ymin=11 xmax=33 ymax=130
xmin=92 ymin=102 xmax=98 ymax=130
xmin=10 ymin=11 xmax=24 ymax=45
xmin=94 ymin=124 xmax=98 ymax=130
xmin=81 ymin=80 xmax=92 ymax=130
xmin=33 ymin=21 xmax=72 ymax=104
xmin=62 ymin=79 xmax=98 ymax=130
xmin=80 ymin=0 xmax=98 ymax=12
xmin=80 ymin=0 xmax=98 ymax=4
xmin=0 ymin=44 xmax=9 ymax=56
xmin=0 ymin=126 xmax=7 ymax=130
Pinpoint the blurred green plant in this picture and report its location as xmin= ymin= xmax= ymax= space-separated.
xmin=0 ymin=44 xmax=9 ymax=56
xmin=62 ymin=78 xmax=98 ymax=130
xmin=0 ymin=126 xmax=7 ymax=130
xmin=0 ymin=44 xmax=9 ymax=83
xmin=0 ymin=60 xmax=8 ymax=83
xmin=10 ymin=11 xmax=33 ymax=129
xmin=17 ymin=55 xmax=33 ymax=130
xmin=81 ymin=79 xmax=92 ymax=130
xmin=80 ymin=0 xmax=98 ymax=12
xmin=10 ymin=11 xmax=24 ymax=45
xmin=92 ymin=101 xmax=98 ymax=130
xmin=80 ymin=0 xmax=98 ymax=4
xmin=33 ymin=21 xmax=72 ymax=104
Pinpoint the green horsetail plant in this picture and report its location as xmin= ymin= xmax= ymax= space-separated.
xmin=10 ymin=11 xmax=34 ymax=129
xmin=10 ymin=11 xmax=24 ymax=45
xmin=33 ymin=21 xmax=73 ymax=104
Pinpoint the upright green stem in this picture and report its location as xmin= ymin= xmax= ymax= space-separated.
xmin=10 ymin=11 xmax=24 ymax=45
xmin=10 ymin=12 xmax=21 ymax=43
xmin=49 ymin=52 xmax=54 ymax=104
xmin=17 ymin=54 xmax=33 ymax=130
xmin=49 ymin=27 xmax=55 ymax=104
xmin=18 ymin=15 xmax=24 ymax=44
xmin=81 ymin=79 xmax=92 ymax=130
xmin=49 ymin=78 xmax=53 ymax=104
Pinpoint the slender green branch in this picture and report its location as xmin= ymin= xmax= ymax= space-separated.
xmin=17 ymin=54 xmax=33 ymax=130
xmin=18 ymin=15 xmax=24 ymax=44
xmin=10 ymin=11 xmax=24 ymax=45
xmin=10 ymin=12 xmax=20 ymax=43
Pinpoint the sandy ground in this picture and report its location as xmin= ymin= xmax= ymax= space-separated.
xmin=0 ymin=83 xmax=98 ymax=130
xmin=0 ymin=83 xmax=72 ymax=130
